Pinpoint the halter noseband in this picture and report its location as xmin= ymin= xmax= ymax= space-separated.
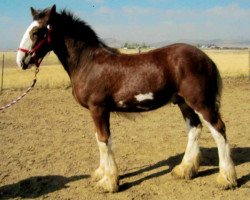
xmin=18 ymin=26 xmax=52 ymax=68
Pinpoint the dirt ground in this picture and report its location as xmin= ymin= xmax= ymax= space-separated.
xmin=0 ymin=79 xmax=249 ymax=200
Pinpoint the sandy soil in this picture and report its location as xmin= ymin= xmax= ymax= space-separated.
xmin=0 ymin=79 xmax=249 ymax=200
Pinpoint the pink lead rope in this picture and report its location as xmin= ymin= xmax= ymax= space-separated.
xmin=0 ymin=26 xmax=52 ymax=113
xmin=0 ymin=67 xmax=39 ymax=113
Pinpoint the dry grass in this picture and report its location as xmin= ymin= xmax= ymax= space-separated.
xmin=0 ymin=49 xmax=249 ymax=90
xmin=0 ymin=52 xmax=70 ymax=90
xmin=2 ymin=65 xmax=70 ymax=90
xmin=0 ymin=51 xmax=58 ymax=68
xmin=204 ymin=50 xmax=249 ymax=77
xmin=121 ymin=48 xmax=249 ymax=78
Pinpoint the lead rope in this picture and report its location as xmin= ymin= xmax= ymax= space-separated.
xmin=0 ymin=67 xmax=39 ymax=113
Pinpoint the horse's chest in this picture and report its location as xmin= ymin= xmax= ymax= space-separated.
xmin=71 ymin=83 xmax=89 ymax=108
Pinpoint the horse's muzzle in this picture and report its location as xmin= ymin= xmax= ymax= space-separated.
xmin=21 ymin=62 xmax=29 ymax=70
xmin=21 ymin=54 xmax=34 ymax=70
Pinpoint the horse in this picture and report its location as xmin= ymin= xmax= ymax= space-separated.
xmin=16 ymin=5 xmax=237 ymax=192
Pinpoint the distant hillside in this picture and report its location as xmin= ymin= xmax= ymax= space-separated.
xmin=102 ymin=38 xmax=124 ymax=48
xmin=150 ymin=39 xmax=250 ymax=48
xmin=1 ymin=38 xmax=249 ymax=51
xmin=102 ymin=38 xmax=250 ymax=49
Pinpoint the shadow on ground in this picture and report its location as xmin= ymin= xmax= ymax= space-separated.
xmin=119 ymin=147 xmax=250 ymax=191
xmin=0 ymin=174 xmax=89 ymax=199
xmin=0 ymin=147 xmax=249 ymax=196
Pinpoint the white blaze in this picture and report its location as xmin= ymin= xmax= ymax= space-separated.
xmin=16 ymin=21 xmax=39 ymax=68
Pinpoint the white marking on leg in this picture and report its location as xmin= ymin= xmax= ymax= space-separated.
xmin=94 ymin=133 xmax=105 ymax=180
xmin=135 ymin=92 xmax=154 ymax=102
xmin=97 ymin=139 xmax=117 ymax=176
xmin=95 ymin=134 xmax=119 ymax=192
xmin=183 ymin=118 xmax=201 ymax=166
xmin=16 ymin=20 xmax=39 ymax=68
xmin=206 ymin=123 xmax=233 ymax=171
xmin=172 ymin=118 xmax=201 ymax=179
xmin=185 ymin=118 xmax=192 ymax=133
xmin=195 ymin=111 xmax=237 ymax=188
xmin=195 ymin=111 xmax=232 ymax=170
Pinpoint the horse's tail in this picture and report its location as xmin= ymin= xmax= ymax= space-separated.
xmin=213 ymin=61 xmax=223 ymax=110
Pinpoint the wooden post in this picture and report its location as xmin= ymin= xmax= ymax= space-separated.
xmin=247 ymin=50 xmax=250 ymax=80
xmin=1 ymin=53 xmax=4 ymax=93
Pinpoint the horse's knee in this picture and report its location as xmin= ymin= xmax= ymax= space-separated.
xmin=207 ymin=114 xmax=226 ymax=139
xmin=196 ymin=108 xmax=224 ymax=129
xmin=96 ymin=132 xmax=110 ymax=143
xmin=178 ymin=101 xmax=201 ymax=128
xmin=213 ymin=118 xmax=226 ymax=136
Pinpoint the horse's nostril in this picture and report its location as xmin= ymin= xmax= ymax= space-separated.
xmin=22 ymin=65 xmax=26 ymax=70
xmin=21 ymin=62 xmax=28 ymax=70
xmin=24 ymin=55 xmax=31 ymax=64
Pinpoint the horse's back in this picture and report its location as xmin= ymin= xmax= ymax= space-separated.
xmin=163 ymin=44 xmax=221 ymax=109
xmin=143 ymin=43 xmax=220 ymax=98
xmin=113 ymin=43 xmax=221 ymax=111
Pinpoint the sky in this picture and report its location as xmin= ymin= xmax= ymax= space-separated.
xmin=0 ymin=0 xmax=250 ymax=50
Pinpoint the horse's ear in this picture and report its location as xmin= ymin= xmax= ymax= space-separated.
xmin=31 ymin=7 xmax=38 ymax=18
xmin=49 ymin=5 xmax=56 ymax=17
xmin=47 ymin=5 xmax=56 ymax=22
xmin=50 ymin=5 xmax=56 ymax=15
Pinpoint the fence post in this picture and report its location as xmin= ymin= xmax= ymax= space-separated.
xmin=1 ymin=53 xmax=4 ymax=93
xmin=249 ymin=51 xmax=250 ymax=80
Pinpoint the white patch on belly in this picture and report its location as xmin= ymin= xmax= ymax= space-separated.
xmin=135 ymin=92 xmax=154 ymax=102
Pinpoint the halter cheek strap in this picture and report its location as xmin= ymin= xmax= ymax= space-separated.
xmin=18 ymin=26 xmax=52 ymax=67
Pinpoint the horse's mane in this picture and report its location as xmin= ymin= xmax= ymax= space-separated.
xmin=58 ymin=10 xmax=119 ymax=54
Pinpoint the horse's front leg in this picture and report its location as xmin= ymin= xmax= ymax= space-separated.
xmin=90 ymin=106 xmax=119 ymax=193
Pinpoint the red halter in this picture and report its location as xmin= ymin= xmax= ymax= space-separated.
xmin=18 ymin=27 xmax=52 ymax=68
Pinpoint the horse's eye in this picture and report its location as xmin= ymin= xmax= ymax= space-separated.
xmin=32 ymin=31 xmax=38 ymax=36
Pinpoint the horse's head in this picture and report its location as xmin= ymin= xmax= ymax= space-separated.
xmin=16 ymin=5 xmax=56 ymax=69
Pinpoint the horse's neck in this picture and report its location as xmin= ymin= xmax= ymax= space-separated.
xmin=53 ymin=37 xmax=97 ymax=76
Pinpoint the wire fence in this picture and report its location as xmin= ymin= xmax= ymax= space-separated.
xmin=249 ymin=51 xmax=250 ymax=80
xmin=1 ymin=54 xmax=4 ymax=93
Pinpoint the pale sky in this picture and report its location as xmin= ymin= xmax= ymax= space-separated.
xmin=0 ymin=0 xmax=250 ymax=50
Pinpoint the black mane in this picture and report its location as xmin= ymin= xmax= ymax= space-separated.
xmin=34 ymin=8 xmax=119 ymax=54
xmin=58 ymin=10 xmax=100 ymax=46
xmin=58 ymin=10 xmax=119 ymax=54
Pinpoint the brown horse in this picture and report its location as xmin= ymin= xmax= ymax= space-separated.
xmin=16 ymin=5 xmax=237 ymax=192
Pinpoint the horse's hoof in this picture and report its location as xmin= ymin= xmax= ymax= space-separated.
xmin=217 ymin=172 xmax=237 ymax=190
xmin=171 ymin=163 xmax=197 ymax=180
xmin=95 ymin=175 xmax=119 ymax=193
xmin=92 ymin=166 xmax=105 ymax=182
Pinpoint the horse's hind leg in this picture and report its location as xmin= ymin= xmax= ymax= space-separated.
xmin=195 ymin=107 xmax=237 ymax=189
xmin=171 ymin=98 xmax=202 ymax=179
xmin=90 ymin=106 xmax=119 ymax=193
